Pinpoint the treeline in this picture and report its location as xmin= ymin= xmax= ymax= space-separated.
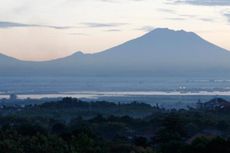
xmin=1 ymin=97 xmax=159 ymax=119
xmin=0 ymin=98 xmax=230 ymax=153
xmin=0 ymin=114 xmax=230 ymax=153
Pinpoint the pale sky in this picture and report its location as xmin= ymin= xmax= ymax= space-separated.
xmin=0 ymin=0 xmax=230 ymax=61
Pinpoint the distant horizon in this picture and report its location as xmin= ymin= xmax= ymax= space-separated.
xmin=0 ymin=0 xmax=230 ymax=61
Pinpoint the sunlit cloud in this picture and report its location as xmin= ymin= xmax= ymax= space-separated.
xmin=0 ymin=21 xmax=75 ymax=29
xmin=68 ymin=32 xmax=89 ymax=36
xmin=105 ymin=29 xmax=122 ymax=32
xmin=136 ymin=26 xmax=155 ymax=32
xmin=81 ymin=22 xmax=127 ymax=28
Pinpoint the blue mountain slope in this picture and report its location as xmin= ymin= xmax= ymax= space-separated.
xmin=1 ymin=28 xmax=230 ymax=76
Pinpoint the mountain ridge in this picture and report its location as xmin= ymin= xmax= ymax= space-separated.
xmin=1 ymin=28 xmax=230 ymax=77
xmin=0 ymin=28 xmax=229 ymax=62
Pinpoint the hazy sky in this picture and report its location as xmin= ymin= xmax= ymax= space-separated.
xmin=0 ymin=0 xmax=230 ymax=61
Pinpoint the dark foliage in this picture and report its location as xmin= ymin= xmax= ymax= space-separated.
xmin=0 ymin=98 xmax=230 ymax=153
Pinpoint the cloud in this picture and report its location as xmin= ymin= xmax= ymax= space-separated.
xmin=0 ymin=21 xmax=74 ymax=29
xmin=105 ymin=29 xmax=121 ymax=32
xmin=100 ymin=0 xmax=144 ymax=2
xmin=82 ymin=22 xmax=127 ymax=28
xmin=69 ymin=32 xmax=89 ymax=36
xmin=157 ymin=8 xmax=176 ymax=13
xmin=174 ymin=0 xmax=230 ymax=6
xmin=99 ymin=0 xmax=118 ymax=3
xmin=136 ymin=26 xmax=155 ymax=32
xmin=165 ymin=17 xmax=186 ymax=21
xmin=199 ymin=18 xmax=214 ymax=22
xmin=0 ymin=21 xmax=28 ymax=28
xmin=224 ymin=13 xmax=230 ymax=22
xmin=179 ymin=14 xmax=197 ymax=18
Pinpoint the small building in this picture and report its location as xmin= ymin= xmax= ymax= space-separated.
xmin=197 ymin=98 xmax=230 ymax=111
xmin=9 ymin=94 xmax=17 ymax=101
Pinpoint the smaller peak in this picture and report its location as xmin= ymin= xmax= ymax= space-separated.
xmin=53 ymin=51 xmax=86 ymax=61
xmin=72 ymin=51 xmax=85 ymax=56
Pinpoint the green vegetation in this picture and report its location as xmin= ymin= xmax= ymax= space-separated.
xmin=0 ymin=97 xmax=230 ymax=153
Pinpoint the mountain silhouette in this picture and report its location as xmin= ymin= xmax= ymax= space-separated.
xmin=1 ymin=28 xmax=230 ymax=76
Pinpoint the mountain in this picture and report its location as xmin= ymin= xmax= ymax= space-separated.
xmin=1 ymin=28 xmax=230 ymax=76
xmin=0 ymin=53 xmax=19 ymax=62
